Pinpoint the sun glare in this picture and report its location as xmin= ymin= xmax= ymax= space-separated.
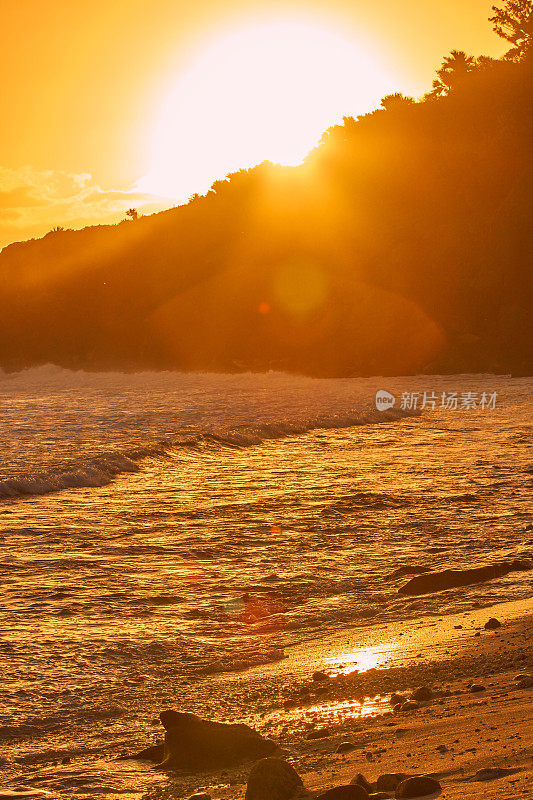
xmin=138 ymin=18 xmax=395 ymax=200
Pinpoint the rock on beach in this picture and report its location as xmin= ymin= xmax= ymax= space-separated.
xmin=395 ymin=775 xmax=442 ymax=797
xmin=133 ymin=710 xmax=277 ymax=770
xmin=316 ymin=787 xmax=369 ymax=800
xmin=245 ymin=758 xmax=305 ymax=800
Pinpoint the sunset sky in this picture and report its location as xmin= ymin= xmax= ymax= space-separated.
xmin=0 ymin=0 xmax=506 ymax=250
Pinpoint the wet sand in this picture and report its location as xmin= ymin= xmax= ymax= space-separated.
xmin=149 ymin=598 xmax=533 ymax=800
xmin=2 ymin=598 xmax=531 ymax=800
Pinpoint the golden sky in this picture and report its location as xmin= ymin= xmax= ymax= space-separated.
xmin=0 ymin=0 xmax=506 ymax=249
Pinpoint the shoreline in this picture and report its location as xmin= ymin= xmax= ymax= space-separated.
xmin=148 ymin=597 xmax=533 ymax=799
xmin=2 ymin=597 xmax=531 ymax=799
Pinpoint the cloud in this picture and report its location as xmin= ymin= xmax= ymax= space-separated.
xmin=0 ymin=166 xmax=170 ymax=250
xmin=0 ymin=185 xmax=47 ymax=209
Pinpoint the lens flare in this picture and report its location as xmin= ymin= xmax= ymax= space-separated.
xmin=274 ymin=260 xmax=329 ymax=317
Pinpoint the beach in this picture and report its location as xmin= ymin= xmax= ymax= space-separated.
xmin=1 ymin=369 xmax=531 ymax=799
xmin=149 ymin=599 xmax=533 ymax=800
xmin=2 ymin=598 xmax=532 ymax=799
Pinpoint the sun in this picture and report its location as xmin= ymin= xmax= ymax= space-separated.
xmin=138 ymin=17 xmax=396 ymax=200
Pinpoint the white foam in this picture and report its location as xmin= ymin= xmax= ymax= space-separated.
xmin=2 ymin=366 xmax=527 ymax=501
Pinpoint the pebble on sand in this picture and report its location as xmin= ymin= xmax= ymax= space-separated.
xmin=316 ymin=786 xmax=369 ymax=800
xmin=399 ymin=701 xmax=420 ymax=712
xmin=471 ymin=767 xmax=517 ymax=781
xmin=245 ymin=758 xmax=304 ymax=800
xmin=411 ymin=686 xmax=433 ymax=701
xmin=484 ymin=617 xmax=501 ymax=630
xmin=351 ymin=774 xmax=373 ymax=792
xmin=395 ymin=775 xmax=442 ymax=797
xmin=336 ymin=741 xmax=355 ymax=753
xmin=375 ymin=774 xmax=411 ymax=792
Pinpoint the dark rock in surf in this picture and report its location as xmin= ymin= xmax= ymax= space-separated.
xmin=155 ymin=710 xmax=276 ymax=770
xmin=317 ymin=787 xmax=369 ymax=800
xmin=484 ymin=617 xmax=501 ymax=629
xmin=469 ymin=684 xmax=486 ymax=693
xmin=398 ymin=560 xmax=531 ymax=596
xmin=0 ymin=724 xmax=42 ymax=741
xmin=385 ymin=566 xmax=431 ymax=581
xmin=131 ymin=742 xmax=164 ymax=762
xmin=516 ymin=675 xmax=533 ymax=689
xmin=395 ymin=776 xmax=441 ymax=797
xmin=245 ymin=758 xmax=304 ymax=800
xmin=187 ymin=794 xmax=211 ymax=800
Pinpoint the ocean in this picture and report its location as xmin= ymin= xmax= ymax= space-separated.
xmin=1 ymin=367 xmax=531 ymax=796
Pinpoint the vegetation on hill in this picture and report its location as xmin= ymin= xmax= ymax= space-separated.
xmin=0 ymin=2 xmax=531 ymax=376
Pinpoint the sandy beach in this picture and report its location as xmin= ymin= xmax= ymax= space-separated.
xmin=1 ymin=372 xmax=531 ymax=800
xmin=132 ymin=598 xmax=533 ymax=800
xmin=1 ymin=585 xmax=531 ymax=800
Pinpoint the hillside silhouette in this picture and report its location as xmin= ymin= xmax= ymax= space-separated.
xmin=1 ymin=23 xmax=532 ymax=376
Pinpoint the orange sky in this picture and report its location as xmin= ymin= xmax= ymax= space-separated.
xmin=0 ymin=0 xmax=506 ymax=249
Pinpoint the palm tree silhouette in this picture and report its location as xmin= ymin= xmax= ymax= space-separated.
xmin=490 ymin=0 xmax=533 ymax=61
xmin=430 ymin=50 xmax=478 ymax=97
xmin=380 ymin=93 xmax=416 ymax=111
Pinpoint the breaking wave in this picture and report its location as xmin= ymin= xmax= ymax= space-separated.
xmin=0 ymin=405 xmax=409 ymax=500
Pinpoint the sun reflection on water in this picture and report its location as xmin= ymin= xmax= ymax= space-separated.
xmin=326 ymin=643 xmax=397 ymax=675
xmin=305 ymin=696 xmax=386 ymax=719
xmin=268 ymin=695 xmax=388 ymax=738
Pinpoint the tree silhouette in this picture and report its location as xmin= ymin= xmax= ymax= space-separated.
xmin=476 ymin=55 xmax=498 ymax=69
xmin=490 ymin=0 xmax=533 ymax=61
xmin=380 ymin=93 xmax=416 ymax=111
xmin=210 ymin=179 xmax=230 ymax=195
xmin=1 ymin=16 xmax=532 ymax=379
xmin=430 ymin=50 xmax=478 ymax=97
